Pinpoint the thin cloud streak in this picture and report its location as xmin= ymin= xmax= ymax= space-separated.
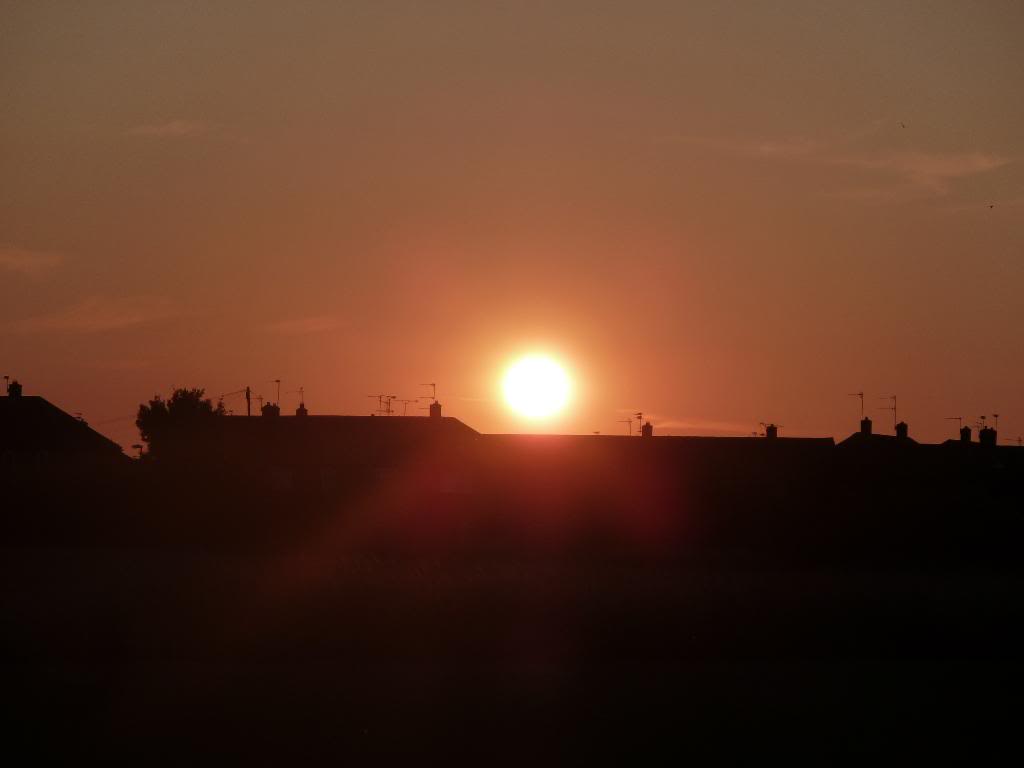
xmin=127 ymin=119 xmax=213 ymax=138
xmin=663 ymin=131 xmax=1011 ymax=199
xmin=8 ymin=296 xmax=176 ymax=334
xmin=828 ymin=150 xmax=1009 ymax=196
xmin=616 ymin=409 xmax=756 ymax=436
xmin=266 ymin=315 xmax=344 ymax=335
xmin=651 ymin=417 xmax=760 ymax=436
xmin=944 ymin=196 xmax=1024 ymax=214
xmin=0 ymin=246 xmax=63 ymax=277
xmin=88 ymin=358 xmax=156 ymax=371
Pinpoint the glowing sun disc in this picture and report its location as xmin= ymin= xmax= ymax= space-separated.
xmin=503 ymin=355 xmax=571 ymax=419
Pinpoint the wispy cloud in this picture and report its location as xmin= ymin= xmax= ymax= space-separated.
xmin=127 ymin=119 xmax=212 ymax=138
xmin=266 ymin=315 xmax=343 ymax=335
xmin=8 ymin=296 xmax=176 ymax=334
xmin=945 ymin=196 xmax=1024 ymax=213
xmin=89 ymin=358 xmax=156 ymax=371
xmin=662 ymin=129 xmax=1011 ymax=200
xmin=827 ymin=150 xmax=1009 ymax=197
xmin=0 ymin=246 xmax=63 ymax=278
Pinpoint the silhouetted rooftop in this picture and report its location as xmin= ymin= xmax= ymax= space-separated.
xmin=0 ymin=395 xmax=126 ymax=458
xmin=198 ymin=414 xmax=479 ymax=466
xmin=481 ymin=433 xmax=834 ymax=450
xmin=215 ymin=413 xmax=478 ymax=437
xmin=837 ymin=431 xmax=918 ymax=448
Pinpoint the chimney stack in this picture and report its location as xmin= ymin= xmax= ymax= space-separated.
xmin=960 ymin=425 xmax=972 ymax=443
xmin=429 ymin=401 xmax=442 ymax=419
xmin=640 ymin=421 xmax=654 ymax=438
xmin=895 ymin=421 xmax=909 ymax=440
xmin=860 ymin=416 xmax=872 ymax=436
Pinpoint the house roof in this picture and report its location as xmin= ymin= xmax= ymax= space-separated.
xmin=212 ymin=414 xmax=478 ymax=439
xmin=199 ymin=414 xmax=479 ymax=465
xmin=837 ymin=431 xmax=918 ymax=448
xmin=0 ymin=395 xmax=126 ymax=457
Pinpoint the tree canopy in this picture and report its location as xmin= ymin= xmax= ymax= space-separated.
xmin=136 ymin=388 xmax=225 ymax=460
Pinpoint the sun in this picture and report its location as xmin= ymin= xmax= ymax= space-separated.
xmin=502 ymin=355 xmax=571 ymax=419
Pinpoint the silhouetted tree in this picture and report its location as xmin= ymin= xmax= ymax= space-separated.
xmin=136 ymin=388 xmax=225 ymax=461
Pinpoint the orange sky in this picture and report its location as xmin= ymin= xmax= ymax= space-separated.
xmin=2 ymin=1 xmax=1023 ymax=449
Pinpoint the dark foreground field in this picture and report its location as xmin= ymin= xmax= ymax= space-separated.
xmin=5 ymin=445 xmax=1024 ymax=759
xmin=6 ymin=527 xmax=1024 ymax=760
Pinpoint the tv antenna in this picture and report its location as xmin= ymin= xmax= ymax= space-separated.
xmin=847 ymin=391 xmax=865 ymax=419
xmin=270 ymin=379 xmax=281 ymax=405
xmin=992 ymin=413 xmax=1000 ymax=430
xmin=396 ymin=398 xmax=417 ymax=416
xmin=617 ymin=418 xmax=633 ymax=436
xmin=419 ymin=382 xmax=437 ymax=402
xmin=287 ymin=387 xmax=305 ymax=407
xmin=368 ymin=394 xmax=398 ymax=415
xmin=634 ymin=412 xmax=643 ymax=434
xmin=945 ymin=416 xmax=963 ymax=433
xmin=878 ymin=395 xmax=897 ymax=430
xmin=219 ymin=386 xmax=252 ymax=416
xmin=367 ymin=394 xmax=389 ymax=415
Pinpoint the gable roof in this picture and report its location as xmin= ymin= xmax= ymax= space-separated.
xmin=0 ymin=395 xmax=126 ymax=458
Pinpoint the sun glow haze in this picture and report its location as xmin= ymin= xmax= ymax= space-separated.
xmin=502 ymin=355 xmax=572 ymax=420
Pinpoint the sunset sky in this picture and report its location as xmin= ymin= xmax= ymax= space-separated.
xmin=3 ymin=1 xmax=1023 ymax=449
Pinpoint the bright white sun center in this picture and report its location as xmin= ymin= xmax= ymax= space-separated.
xmin=503 ymin=356 xmax=571 ymax=419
